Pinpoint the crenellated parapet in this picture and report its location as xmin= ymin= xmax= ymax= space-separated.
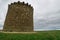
xmin=8 ymin=1 xmax=33 ymax=9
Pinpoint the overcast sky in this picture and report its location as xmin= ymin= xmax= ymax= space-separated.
xmin=0 ymin=0 xmax=60 ymax=31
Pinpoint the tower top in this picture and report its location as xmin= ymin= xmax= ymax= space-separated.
xmin=9 ymin=1 xmax=33 ymax=8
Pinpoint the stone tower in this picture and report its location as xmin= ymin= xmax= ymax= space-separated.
xmin=3 ymin=1 xmax=33 ymax=32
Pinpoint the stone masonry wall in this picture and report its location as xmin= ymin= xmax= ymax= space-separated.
xmin=3 ymin=1 xmax=33 ymax=32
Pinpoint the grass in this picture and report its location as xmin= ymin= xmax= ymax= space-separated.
xmin=0 ymin=30 xmax=60 ymax=40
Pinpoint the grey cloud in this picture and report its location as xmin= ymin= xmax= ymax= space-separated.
xmin=34 ymin=15 xmax=60 ymax=30
xmin=0 ymin=24 xmax=3 ymax=27
xmin=47 ymin=19 xmax=60 ymax=25
xmin=0 ymin=24 xmax=3 ymax=29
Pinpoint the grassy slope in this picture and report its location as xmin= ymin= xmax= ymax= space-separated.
xmin=0 ymin=30 xmax=60 ymax=40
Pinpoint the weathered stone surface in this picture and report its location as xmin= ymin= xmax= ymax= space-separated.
xmin=3 ymin=1 xmax=33 ymax=32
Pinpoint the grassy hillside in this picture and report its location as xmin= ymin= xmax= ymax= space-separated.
xmin=0 ymin=30 xmax=60 ymax=40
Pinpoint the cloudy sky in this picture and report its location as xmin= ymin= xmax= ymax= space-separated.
xmin=0 ymin=0 xmax=60 ymax=31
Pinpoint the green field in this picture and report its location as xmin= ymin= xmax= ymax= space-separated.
xmin=0 ymin=30 xmax=60 ymax=40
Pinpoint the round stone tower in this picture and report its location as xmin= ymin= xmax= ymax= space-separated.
xmin=3 ymin=1 xmax=33 ymax=32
